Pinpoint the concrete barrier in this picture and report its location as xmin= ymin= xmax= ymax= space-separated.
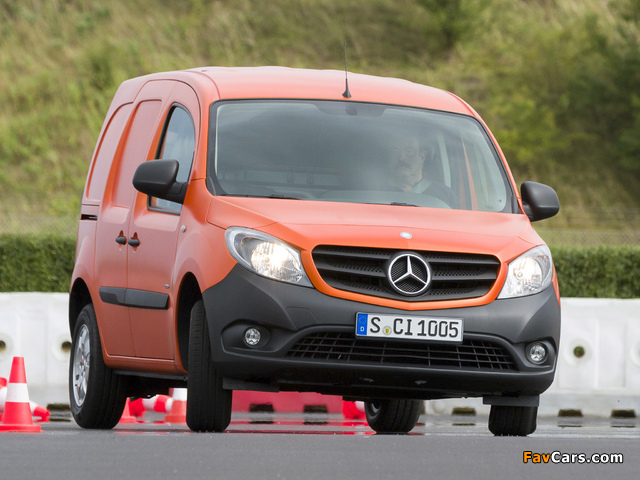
xmin=0 ymin=293 xmax=70 ymax=406
xmin=1 ymin=293 xmax=638 ymax=416
xmin=430 ymin=297 xmax=640 ymax=417
xmin=542 ymin=297 xmax=640 ymax=416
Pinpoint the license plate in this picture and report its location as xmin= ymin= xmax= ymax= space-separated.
xmin=356 ymin=313 xmax=463 ymax=343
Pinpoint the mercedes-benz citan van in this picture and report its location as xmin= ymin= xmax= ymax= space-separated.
xmin=69 ymin=67 xmax=560 ymax=435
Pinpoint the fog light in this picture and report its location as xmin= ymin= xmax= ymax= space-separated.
xmin=244 ymin=328 xmax=261 ymax=347
xmin=527 ymin=342 xmax=547 ymax=364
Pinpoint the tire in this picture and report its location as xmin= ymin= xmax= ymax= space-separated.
xmin=364 ymin=399 xmax=422 ymax=434
xmin=69 ymin=304 xmax=128 ymax=429
xmin=488 ymin=405 xmax=538 ymax=436
xmin=186 ymin=299 xmax=232 ymax=432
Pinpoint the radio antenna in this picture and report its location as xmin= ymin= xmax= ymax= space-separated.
xmin=342 ymin=41 xmax=352 ymax=98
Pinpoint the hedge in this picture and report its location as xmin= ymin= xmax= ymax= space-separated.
xmin=0 ymin=234 xmax=639 ymax=298
xmin=0 ymin=234 xmax=76 ymax=293
xmin=551 ymin=246 xmax=640 ymax=299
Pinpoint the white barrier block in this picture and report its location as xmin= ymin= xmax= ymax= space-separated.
xmin=556 ymin=314 xmax=598 ymax=390
xmin=45 ymin=293 xmax=72 ymax=386
xmin=626 ymin=319 xmax=640 ymax=391
xmin=0 ymin=294 xmax=20 ymax=370
xmin=598 ymin=317 xmax=625 ymax=389
xmin=1 ymin=293 xmax=639 ymax=414
xmin=0 ymin=293 xmax=71 ymax=405
xmin=15 ymin=294 xmax=48 ymax=385
xmin=552 ymin=298 xmax=640 ymax=395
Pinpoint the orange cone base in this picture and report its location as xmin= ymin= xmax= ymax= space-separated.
xmin=163 ymin=409 xmax=186 ymax=424
xmin=163 ymin=389 xmax=187 ymax=424
xmin=118 ymin=416 xmax=138 ymax=424
xmin=0 ymin=403 xmax=42 ymax=432
xmin=163 ymin=402 xmax=186 ymax=424
xmin=0 ymin=357 xmax=42 ymax=433
xmin=118 ymin=399 xmax=138 ymax=424
xmin=0 ymin=423 xmax=42 ymax=433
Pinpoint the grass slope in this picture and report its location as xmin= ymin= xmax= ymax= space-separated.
xmin=1 ymin=0 xmax=639 ymax=232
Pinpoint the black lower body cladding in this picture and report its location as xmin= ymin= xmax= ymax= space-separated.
xmin=202 ymin=265 xmax=560 ymax=400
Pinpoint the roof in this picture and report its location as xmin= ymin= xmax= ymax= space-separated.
xmin=179 ymin=66 xmax=474 ymax=115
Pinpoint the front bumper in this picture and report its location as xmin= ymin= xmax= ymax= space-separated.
xmin=202 ymin=265 xmax=561 ymax=400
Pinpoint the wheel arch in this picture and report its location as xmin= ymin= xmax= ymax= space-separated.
xmin=176 ymin=272 xmax=202 ymax=371
xmin=69 ymin=277 xmax=93 ymax=335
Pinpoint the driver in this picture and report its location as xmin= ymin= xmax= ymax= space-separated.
xmin=387 ymin=135 xmax=431 ymax=193
xmin=386 ymin=133 xmax=458 ymax=208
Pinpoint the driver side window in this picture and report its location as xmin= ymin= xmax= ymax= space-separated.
xmin=150 ymin=105 xmax=196 ymax=211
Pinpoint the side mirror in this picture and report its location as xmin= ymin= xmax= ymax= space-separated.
xmin=520 ymin=181 xmax=560 ymax=222
xmin=133 ymin=159 xmax=187 ymax=204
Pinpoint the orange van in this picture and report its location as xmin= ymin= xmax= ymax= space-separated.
xmin=69 ymin=66 xmax=560 ymax=435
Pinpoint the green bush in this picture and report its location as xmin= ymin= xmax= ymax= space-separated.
xmin=0 ymin=234 xmax=75 ymax=292
xmin=0 ymin=235 xmax=638 ymax=298
xmin=552 ymin=246 xmax=640 ymax=298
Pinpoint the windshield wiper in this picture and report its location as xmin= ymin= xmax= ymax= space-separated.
xmin=219 ymin=193 xmax=301 ymax=200
xmin=363 ymin=201 xmax=419 ymax=207
xmin=268 ymin=194 xmax=301 ymax=200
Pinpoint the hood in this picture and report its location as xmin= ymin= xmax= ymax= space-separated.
xmin=207 ymin=196 xmax=542 ymax=262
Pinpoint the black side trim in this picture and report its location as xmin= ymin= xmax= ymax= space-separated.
xmin=99 ymin=287 xmax=169 ymax=310
xmin=99 ymin=286 xmax=126 ymax=306
xmin=114 ymin=370 xmax=187 ymax=382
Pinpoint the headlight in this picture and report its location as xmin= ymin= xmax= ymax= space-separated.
xmin=498 ymin=245 xmax=553 ymax=299
xmin=225 ymin=227 xmax=312 ymax=287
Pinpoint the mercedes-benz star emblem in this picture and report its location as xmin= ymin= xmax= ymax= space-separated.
xmin=387 ymin=253 xmax=431 ymax=296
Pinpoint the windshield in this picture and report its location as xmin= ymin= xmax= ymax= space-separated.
xmin=209 ymin=100 xmax=515 ymax=212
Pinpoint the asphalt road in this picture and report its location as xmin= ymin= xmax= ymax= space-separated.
xmin=0 ymin=413 xmax=637 ymax=480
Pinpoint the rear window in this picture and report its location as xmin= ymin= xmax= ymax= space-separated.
xmin=208 ymin=100 xmax=515 ymax=212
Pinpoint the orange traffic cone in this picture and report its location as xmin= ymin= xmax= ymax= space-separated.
xmin=143 ymin=394 xmax=173 ymax=414
xmin=118 ymin=398 xmax=138 ymax=424
xmin=128 ymin=398 xmax=146 ymax=419
xmin=163 ymin=388 xmax=187 ymax=424
xmin=0 ymin=357 xmax=42 ymax=433
xmin=129 ymin=394 xmax=173 ymax=421
xmin=30 ymin=402 xmax=50 ymax=422
xmin=1 ymin=376 xmax=50 ymax=423
xmin=342 ymin=400 xmax=366 ymax=420
xmin=0 ymin=377 xmax=6 ymax=422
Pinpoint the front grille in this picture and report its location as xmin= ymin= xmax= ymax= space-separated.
xmin=312 ymin=246 xmax=500 ymax=302
xmin=287 ymin=332 xmax=517 ymax=371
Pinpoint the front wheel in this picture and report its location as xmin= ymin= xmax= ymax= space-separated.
xmin=69 ymin=304 xmax=128 ymax=429
xmin=186 ymin=299 xmax=232 ymax=432
xmin=364 ymin=399 xmax=422 ymax=434
xmin=488 ymin=405 xmax=537 ymax=436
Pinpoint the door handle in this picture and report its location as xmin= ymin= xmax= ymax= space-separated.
xmin=115 ymin=235 xmax=127 ymax=245
xmin=128 ymin=237 xmax=140 ymax=247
